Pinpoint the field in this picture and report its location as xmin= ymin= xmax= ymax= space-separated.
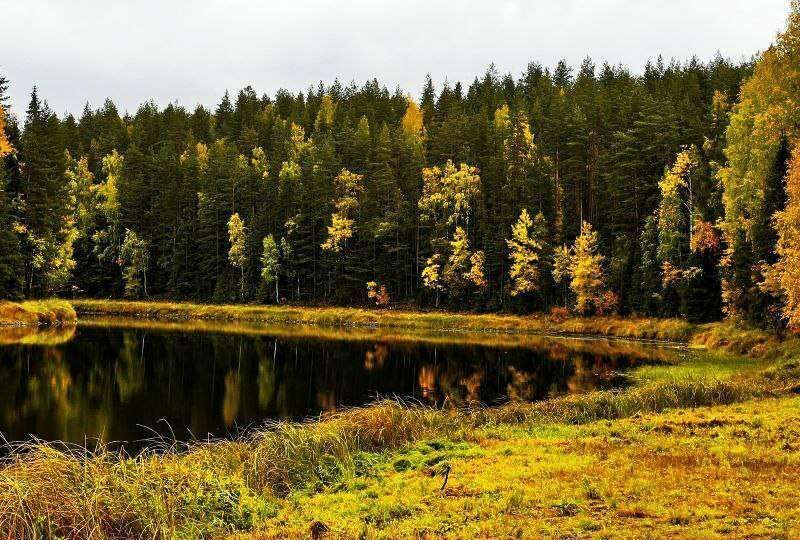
xmin=233 ymin=395 xmax=800 ymax=540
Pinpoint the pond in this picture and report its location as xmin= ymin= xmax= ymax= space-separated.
xmin=0 ymin=317 xmax=681 ymax=448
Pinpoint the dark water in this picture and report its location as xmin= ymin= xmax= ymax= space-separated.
xmin=0 ymin=321 xmax=672 ymax=447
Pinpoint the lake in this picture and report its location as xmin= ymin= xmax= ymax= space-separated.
xmin=0 ymin=317 xmax=679 ymax=448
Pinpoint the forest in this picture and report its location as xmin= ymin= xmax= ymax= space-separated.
xmin=1 ymin=6 xmax=799 ymax=331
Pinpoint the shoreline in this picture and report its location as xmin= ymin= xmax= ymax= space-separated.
xmin=0 ymin=299 xmax=77 ymax=327
xmin=73 ymin=298 xmax=700 ymax=341
xmin=72 ymin=298 xmax=782 ymax=357
xmin=2 ymin=300 xmax=799 ymax=538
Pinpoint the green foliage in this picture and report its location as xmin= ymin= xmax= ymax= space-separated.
xmin=259 ymin=234 xmax=280 ymax=303
xmin=119 ymin=229 xmax=149 ymax=297
xmin=0 ymin=49 xmax=763 ymax=318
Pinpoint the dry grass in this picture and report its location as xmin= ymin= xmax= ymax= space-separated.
xmin=0 ymin=300 xmax=77 ymax=327
xmin=2 ymin=299 xmax=797 ymax=538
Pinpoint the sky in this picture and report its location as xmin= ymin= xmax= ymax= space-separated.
xmin=0 ymin=0 xmax=792 ymax=117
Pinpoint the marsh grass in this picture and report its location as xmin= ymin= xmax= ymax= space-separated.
xmin=74 ymin=299 xmax=786 ymax=359
xmin=0 ymin=300 xmax=76 ymax=327
xmin=73 ymin=299 xmax=699 ymax=342
xmin=3 ymin=299 xmax=798 ymax=539
xmin=0 ymin=365 xmax=789 ymax=540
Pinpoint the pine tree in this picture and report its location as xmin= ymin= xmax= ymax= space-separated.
xmin=0 ymin=103 xmax=23 ymax=298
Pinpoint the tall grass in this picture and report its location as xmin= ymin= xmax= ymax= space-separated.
xmin=0 ymin=300 xmax=76 ymax=327
xmin=74 ymin=299 xmax=700 ymax=343
xmin=0 ymin=365 xmax=791 ymax=540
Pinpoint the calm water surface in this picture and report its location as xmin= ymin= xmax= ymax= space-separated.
xmin=0 ymin=318 xmax=676 ymax=447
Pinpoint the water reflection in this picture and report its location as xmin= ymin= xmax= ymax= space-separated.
xmin=0 ymin=320 xmax=677 ymax=447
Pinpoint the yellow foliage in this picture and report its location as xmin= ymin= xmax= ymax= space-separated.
xmin=763 ymin=145 xmax=800 ymax=329
xmin=570 ymin=221 xmax=606 ymax=315
xmin=0 ymin=105 xmax=12 ymax=157
xmin=227 ymin=213 xmax=246 ymax=269
xmin=321 ymin=169 xmax=364 ymax=253
xmin=422 ymin=254 xmax=443 ymax=292
xmin=401 ymin=96 xmax=424 ymax=137
xmin=493 ymin=103 xmax=510 ymax=133
xmin=419 ymin=160 xmax=481 ymax=230
xmin=506 ymin=209 xmax=545 ymax=296
xmin=315 ymin=94 xmax=336 ymax=131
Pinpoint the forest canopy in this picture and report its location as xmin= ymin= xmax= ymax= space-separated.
xmin=1 ymin=1 xmax=800 ymax=329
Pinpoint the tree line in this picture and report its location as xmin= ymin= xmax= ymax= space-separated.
xmin=2 ymin=4 xmax=800 ymax=330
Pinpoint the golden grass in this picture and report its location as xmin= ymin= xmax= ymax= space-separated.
xmin=74 ymin=299 xmax=699 ymax=342
xmin=2 ymin=299 xmax=797 ymax=538
xmin=0 ymin=299 xmax=77 ymax=327
xmin=73 ymin=299 xmax=788 ymax=359
xmin=231 ymin=395 xmax=800 ymax=539
xmin=0 ymin=365 xmax=791 ymax=539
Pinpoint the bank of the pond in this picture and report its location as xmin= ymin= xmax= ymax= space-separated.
xmin=73 ymin=298 xmax=784 ymax=356
xmin=2 ymin=354 xmax=799 ymax=539
xmin=4 ymin=299 xmax=798 ymax=539
xmin=0 ymin=299 xmax=77 ymax=327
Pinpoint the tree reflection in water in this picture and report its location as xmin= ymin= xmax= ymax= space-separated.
xmin=0 ymin=322 xmax=677 ymax=448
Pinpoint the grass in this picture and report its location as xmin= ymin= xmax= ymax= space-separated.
xmin=3 ymin=299 xmax=799 ymax=538
xmin=0 ymin=299 xmax=77 ymax=327
xmin=232 ymin=395 xmax=800 ymax=540
xmin=1 ymin=358 xmax=797 ymax=539
xmin=73 ymin=299 xmax=789 ymax=360
xmin=74 ymin=299 xmax=706 ymax=342
xmin=72 ymin=299 xmax=697 ymax=340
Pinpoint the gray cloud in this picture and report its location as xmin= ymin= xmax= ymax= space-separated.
xmin=0 ymin=0 xmax=789 ymax=116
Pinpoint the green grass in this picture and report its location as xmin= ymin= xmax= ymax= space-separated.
xmin=0 ymin=299 xmax=77 ymax=327
xmin=232 ymin=396 xmax=800 ymax=539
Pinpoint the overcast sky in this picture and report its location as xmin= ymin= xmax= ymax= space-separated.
xmin=0 ymin=0 xmax=791 ymax=117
